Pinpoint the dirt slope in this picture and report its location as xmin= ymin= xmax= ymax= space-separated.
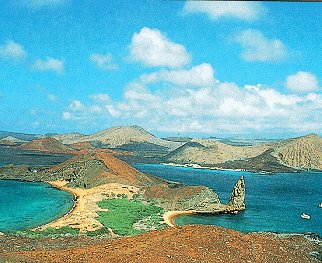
xmin=272 ymin=134 xmax=322 ymax=170
xmin=20 ymin=138 xmax=75 ymax=154
xmin=1 ymin=225 xmax=319 ymax=263
xmin=167 ymin=139 xmax=269 ymax=165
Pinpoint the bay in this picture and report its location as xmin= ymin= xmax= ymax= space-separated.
xmin=0 ymin=180 xmax=74 ymax=232
xmin=134 ymin=164 xmax=322 ymax=235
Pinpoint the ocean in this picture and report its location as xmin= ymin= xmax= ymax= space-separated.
xmin=134 ymin=164 xmax=322 ymax=236
xmin=0 ymin=180 xmax=74 ymax=232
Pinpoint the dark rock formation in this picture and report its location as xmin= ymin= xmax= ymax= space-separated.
xmin=227 ymin=176 xmax=246 ymax=211
xmin=143 ymin=184 xmax=222 ymax=211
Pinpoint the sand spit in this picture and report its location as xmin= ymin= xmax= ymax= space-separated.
xmin=38 ymin=181 xmax=139 ymax=232
xmin=163 ymin=211 xmax=196 ymax=227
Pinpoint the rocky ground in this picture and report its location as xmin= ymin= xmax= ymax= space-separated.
xmin=0 ymin=225 xmax=320 ymax=262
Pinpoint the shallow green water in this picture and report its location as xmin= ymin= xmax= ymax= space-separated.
xmin=0 ymin=180 xmax=74 ymax=232
xmin=134 ymin=164 xmax=322 ymax=235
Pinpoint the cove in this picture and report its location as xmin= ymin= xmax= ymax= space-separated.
xmin=134 ymin=164 xmax=322 ymax=236
xmin=0 ymin=180 xmax=74 ymax=232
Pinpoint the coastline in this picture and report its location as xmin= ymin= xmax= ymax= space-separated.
xmin=33 ymin=180 xmax=79 ymax=231
xmin=35 ymin=181 xmax=140 ymax=232
xmin=163 ymin=210 xmax=197 ymax=227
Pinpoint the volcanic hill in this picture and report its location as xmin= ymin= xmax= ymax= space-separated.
xmin=166 ymin=134 xmax=322 ymax=172
xmin=166 ymin=139 xmax=269 ymax=165
xmin=272 ymin=134 xmax=322 ymax=170
xmin=54 ymin=125 xmax=182 ymax=151
xmin=20 ymin=138 xmax=76 ymax=154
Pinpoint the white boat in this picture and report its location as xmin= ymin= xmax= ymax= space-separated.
xmin=300 ymin=213 xmax=311 ymax=220
xmin=318 ymin=203 xmax=322 ymax=208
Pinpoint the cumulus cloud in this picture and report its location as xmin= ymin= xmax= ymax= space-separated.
xmin=48 ymin=94 xmax=58 ymax=102
xmin=69 ymin=100 xmax=85 ymax=111
xmin=89 ymin=93 xmax=110 ymax=102
xmin=232 ymin=29 xmax=288 ymax=62
xmin=140 ymin=63 xmax=216 ymax=87
xmin=90 ymin=53 xmax=118 ymax=71
xmin=183 ymin=1 xmax=264 ymax=21
xmin=0 ymin=40 xmax=27 ymax=60
xmin=129 ymin=27 xmax=191 ymax=68
xmin=32 ymin=57 xmax=64 ymax=73
xmin=286 ymin=71 xmax=319 ymax=93
xmin=62 ymin=111 xmax=71 ymax=120
xmin=63 ymin=75 xmax=321 ymax=135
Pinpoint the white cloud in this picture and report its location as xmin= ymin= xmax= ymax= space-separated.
xmin=69 ymin=100 xmax=85 ymax=111
xmin=140 ymin=63 xmax=216 ymax=87
xmin=61 ymin=63 xmax=321 ymax=135
xmin=286 ymin=71 xmax=319 ymax=93
xmin=0 ymin=40 xmax=27 ymax=60
xmin=89 ymin=105 xmax=102 ymax=113
xmin=62 ymin=111 xmax=71 ymax=120
xmin=233 ymin=29 xmax=288 ymax=62
xmin=48 ymin=94 xmax=58 ymax=102
xmin=21 ymin=0 xmax=66 ymax=7
xmin=106 ymin=105 xmax=120 ymax=117
xmin=183 ymin=1 xmax=264 ymax=21
xmin=89 ymin=93 xmax=110 ymax=102
xmin=129 ymin=27 xmax=191 ymax=68
xmin=90 ymin=53 xmax=118 ymax=71
xmin=32 ymin=57 xmax=64 ymax=73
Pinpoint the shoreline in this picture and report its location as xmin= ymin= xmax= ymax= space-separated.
xmin=163 ymin=210 xmax=197 ymax=227
xmin=33 ymin=181 xmax=79 ymax=231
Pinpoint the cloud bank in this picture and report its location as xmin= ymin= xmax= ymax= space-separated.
xmin=183 ymin=1 xmax=264 ymax=21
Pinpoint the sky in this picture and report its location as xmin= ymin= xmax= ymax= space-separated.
xmin=0 ymin=0 xmax=321 ymax=138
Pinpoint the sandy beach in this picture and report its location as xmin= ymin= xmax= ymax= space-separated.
xmin=38 ymin=181 xmax=140 ymax=232
xmin=163 ymin=210 xmax=196 ymax=227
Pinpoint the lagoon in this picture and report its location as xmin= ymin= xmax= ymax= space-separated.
xmin=134 ymin=164 xmax=322 ymax=235
xmin=0 ymin=180 xmax=74 ymax=232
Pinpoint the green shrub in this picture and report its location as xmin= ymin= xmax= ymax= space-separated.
xmin=96 ymin=198 xmax=164 ymax=236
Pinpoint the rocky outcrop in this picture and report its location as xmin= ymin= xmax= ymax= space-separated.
xmin=227 ymin=176 xmax=245 ymax=211
xmin=143 ymin=184 xmax=223 ymax=211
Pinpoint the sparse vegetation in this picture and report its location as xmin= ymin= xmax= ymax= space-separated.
xmin=15 ymin=226 xmax=80 ymax=238
xmin=96 ymin=197 xmax=165 ymax=236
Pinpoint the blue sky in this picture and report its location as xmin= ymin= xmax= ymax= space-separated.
xmin=0 ymin=0 xmax=321 ymax=138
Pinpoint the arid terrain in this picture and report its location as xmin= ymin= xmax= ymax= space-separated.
xmin=0 ymin=225 xmax=320 ymax=262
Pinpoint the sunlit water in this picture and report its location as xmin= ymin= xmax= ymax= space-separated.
xmin=134 ymin=164 xmax=322 ymax=235
xmin=0 ymin=180 xmax=74 ymax=232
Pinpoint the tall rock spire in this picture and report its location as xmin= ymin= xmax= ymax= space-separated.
xmin=227 ymin=176 xmax=245 ymax=211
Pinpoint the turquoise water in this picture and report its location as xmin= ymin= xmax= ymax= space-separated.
xmin=134 ymin=164 xmax=322 ymax=235
xmin=0 ymin=180 xmax=75 ymax=232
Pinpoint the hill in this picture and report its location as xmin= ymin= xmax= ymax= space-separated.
xmin=187 ymin=134 xmax=322 ymax=172
xmin=53 ymin=133 xmax=87 ymax=145
xmin=47 ymin=151 xmax=162 ymax=188
xmin=54 ymin=126 xmax=182 ymax=151
xmin=166 ymin=139 xmax=269 ymax=165
xmin=20 ymin=138 xmax=75 ymax=154
xmin=0 ymin=131 xmax=41 ymax=141
xmin=83 ymin=125 xmax=182 ymax=150
xmin=272 ymin=134 xmax=322 ymax=170
xmin=2 ymin=225 xmax=319 ymax=262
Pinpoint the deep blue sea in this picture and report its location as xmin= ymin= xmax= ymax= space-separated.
xmin=134 ymin=164 xmax=322 ymax=235
xmin=0 ymin=180 xmax=74 ymax=232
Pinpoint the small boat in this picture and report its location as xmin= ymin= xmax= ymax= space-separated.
xmin=319 ymin=203 xmax=322 ymax=208
xmin=300 ymin=213 xmax=311 ymax=220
